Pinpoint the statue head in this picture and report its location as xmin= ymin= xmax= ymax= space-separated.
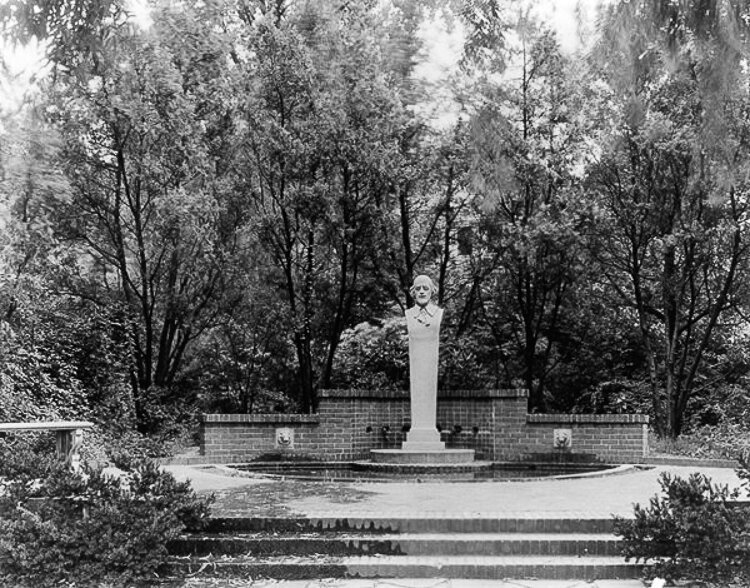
xmin=410 ymin=274 xmax=438 ymax=308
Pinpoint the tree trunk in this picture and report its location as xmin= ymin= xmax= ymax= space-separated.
xmin=299 ymin=231 xmax=316 ymax=412
xmin=437 ymin=166 xmax=455 ymax=306
xmin=662 ymin=237 xmax=679 ymax=438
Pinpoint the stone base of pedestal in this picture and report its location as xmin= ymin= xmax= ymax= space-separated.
xmin=370 ymin=448 xmax=475 ymax=465
xmin=401 ymin=441 xmax=446 ymax=451
xmin=402 ymin=427 xmax=444 ymax=451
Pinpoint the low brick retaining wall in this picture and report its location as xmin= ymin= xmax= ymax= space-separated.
xmin=523 ymin=414 xmax=649 ymax=464
xmin=200 ymin=414 xmax=321 ymax=463
xmin=200 ymin=389 xmax=649 ymax=464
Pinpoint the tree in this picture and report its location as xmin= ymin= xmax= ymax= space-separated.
xmin=34 ymin=2 xmax=244 ymax=426
xmin=466 ymin=17 xmax=591 ymax=410
xmin=0 ymin=0 xmax=122 ymax=67
xmin=236 ymin=1 xmax=420 ymax=410
xmin=588 ymin=0 xmax=750 ymax=436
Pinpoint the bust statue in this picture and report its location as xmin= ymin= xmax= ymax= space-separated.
xmin=403 ymin=274 xmax=445 ymax=450
xmin=406 ymin=275 xmax=442 ymax=327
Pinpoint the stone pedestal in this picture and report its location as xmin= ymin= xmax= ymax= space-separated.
xmin=404 ymin=303 xmax=444 ymax=451
xmin=402 ymin=429 xmax=443 ymax=450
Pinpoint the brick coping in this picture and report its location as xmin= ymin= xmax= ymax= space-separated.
xmin=168 ymin=454 xmax=740 ymax=470
xmin=319 ymin=389 xmax=529 ymax=399
xmin=203 ymin=412 xmax=648 ymax=425
xmin=527 ymin=414 xmax=649 ymax=425
xmin=189 ymin=462 xmax=642 ymax=483
xmin=199 ymin=510 xmax=627 ymax=519
xmin=202 ymin=414 xmax=319 ymax=424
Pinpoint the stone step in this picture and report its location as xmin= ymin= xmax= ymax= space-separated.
xmin=368 ymin=449 xmax=477 ymax=465
xmin=170 ymin=532 xmax=622 ymax=557
xmin=168 ymin=554 xmax=642 ymax=580
xmin=203 ymin=516 xmax=619 ymax=534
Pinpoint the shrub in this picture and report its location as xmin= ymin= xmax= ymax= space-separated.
xmin=573 ymin=378 xmax=653 ymax=416
xmin=331 ymin=318 xmax=496 ymax=390
xmin=0 ymin=449 xmax=212 ymax=587
xmin=613 ymin=469 xmax=750 ymax=585
xmin=330 ymin=318 xmax=409 ymax=389
xmin=651 ymin=421 xmax=750 ymax=461
xmin=102 ymin=428 xmax=172 ymax=470
xmin=0 ymin=435 xmax=58 ymax=482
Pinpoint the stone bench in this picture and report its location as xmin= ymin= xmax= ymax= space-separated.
xmin=0 ymin=421 xmax=94 ymax=471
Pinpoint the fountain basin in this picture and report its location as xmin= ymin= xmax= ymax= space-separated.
xmin=226 ymin=461 xmax=622 ymax=482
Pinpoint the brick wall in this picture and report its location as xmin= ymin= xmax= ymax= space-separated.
xmin=322 ymin=390 xmax=409 ymax=458
xmin=200 ymin=389 xmax=649 ymax=463
xmin=522 ymin=414 xmax=649 ymax=462
xmin=201 ymin=414 xmax=321 ymax=462
xmin=436 ymin=389 xmax=527 ymax=460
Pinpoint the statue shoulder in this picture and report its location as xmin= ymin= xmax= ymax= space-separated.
xmin=405 ymin=303 xmax=443 ymax=318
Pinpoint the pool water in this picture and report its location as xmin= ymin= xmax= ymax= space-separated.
xmin=229 ymin=461 xmax=616 ymax=483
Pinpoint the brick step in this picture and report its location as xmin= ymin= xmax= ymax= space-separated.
xmin=203 ymin=516 xmax=619 ymax=534
xmin=168 ymin=554 xmax=642 ymax=580
xmin=170 ymin=532 xmax=622 ymax=557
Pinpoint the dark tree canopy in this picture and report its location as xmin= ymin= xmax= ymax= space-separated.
xmin=3 ymin=0 xmax=750 ymax=441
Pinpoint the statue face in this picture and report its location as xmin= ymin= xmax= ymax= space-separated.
xmin=413 ymin=277 xmax=433 ymax=307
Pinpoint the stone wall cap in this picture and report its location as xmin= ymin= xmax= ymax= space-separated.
xmin=0 ymin=421 xmax=94 ymax=431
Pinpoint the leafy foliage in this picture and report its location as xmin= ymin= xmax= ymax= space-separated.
xmin=0 ymin=446 xmax=212 ymax=587
xmin=466 ymin=18 xmax=593 ymax=411
xmin=651 ymin=422 xmax=750 ymax=461
xmin=614 ymin=471 xmax=750 ymax=584
xmin=587 ymin=0 xmax=750 ymax=437
xmin=34 ymin=1 xmax=245 ymax=426
xmin=5 ymin=0 xmax=750 ymax=445
xmin=331 ymin=319 xmax=409 ymax=389
xmin=0 ymin=438 xmax=57 ymax=480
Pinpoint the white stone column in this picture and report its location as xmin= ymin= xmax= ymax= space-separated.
xmin=403 ymin=304 xmax=445 ymax=450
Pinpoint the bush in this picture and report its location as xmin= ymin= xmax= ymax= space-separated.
xmin=96 ymin=426 xmax=178 ymax=471
xmin=0 ymin=448 xmax=213 ymax=587
xmin=331 ymin=318 xmax=496 ymax=390
xmin=0 ymin=438 xmax=58 ymax=481
xmin=573 ymin=378 xmax=653 ymax=416
xmin=330 ymin=318 xmax=409 ymax=389
xmin=651 ymin=421 xmax=750 ymax=461
xmin=613 ymin=467 xmax=750 ymax=585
